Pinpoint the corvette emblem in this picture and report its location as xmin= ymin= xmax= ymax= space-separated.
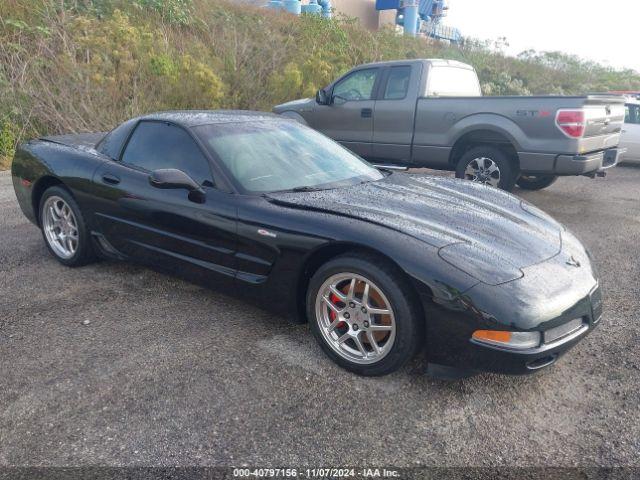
xmin=566 ymin=256 xmax=581 ymax=267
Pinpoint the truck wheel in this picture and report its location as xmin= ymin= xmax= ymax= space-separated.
xmin=516 ymin=175 xmax=558 ymax=191
xmin=455 ymin=146 xmax=517 ymax=192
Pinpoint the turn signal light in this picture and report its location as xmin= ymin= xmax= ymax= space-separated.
xmin=472 ymin=330 xmax=541 ymax=350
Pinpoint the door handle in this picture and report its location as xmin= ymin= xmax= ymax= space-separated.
xmin=102 ymin=174 xmax=121 ymax=185
xmin=361 ymin=108 xmax=373 ymax=118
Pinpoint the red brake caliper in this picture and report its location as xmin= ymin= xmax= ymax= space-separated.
xmin=329 ymin=293 xmax=346 ymax=328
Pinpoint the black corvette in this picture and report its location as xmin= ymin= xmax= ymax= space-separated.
xmin=11 ymin=111 xmax=602 ymax=376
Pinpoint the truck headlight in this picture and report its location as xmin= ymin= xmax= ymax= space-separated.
xmin=472 ymin=330 xmax=541 ymax=350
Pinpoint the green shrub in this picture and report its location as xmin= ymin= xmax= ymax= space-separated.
xmin=133 ymin=0 xmax=193 ymax=25
xmin=0 ymin=0 xmax=639 ymax=172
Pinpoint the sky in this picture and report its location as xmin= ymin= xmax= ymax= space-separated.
xmin=444 ymin=0 xmax=639 ymax=72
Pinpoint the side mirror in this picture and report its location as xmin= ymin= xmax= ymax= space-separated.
xmin=149 ymin=168 xmax=205 ymax=203
xmin=316 ymin=88 xmax=329 ymax=105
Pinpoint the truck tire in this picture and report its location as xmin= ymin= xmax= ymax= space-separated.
xmin=516 ymin=175 xmax=558 ymax=191
xmin=455 ymin=146 xmax=517 ymax=192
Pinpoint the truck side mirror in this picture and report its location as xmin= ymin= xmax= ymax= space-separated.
xmin=316 ymin=89 xmax=329 ymax=105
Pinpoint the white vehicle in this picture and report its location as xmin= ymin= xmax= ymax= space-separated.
xmin=620 ymin=99 xmax=640 ymax=163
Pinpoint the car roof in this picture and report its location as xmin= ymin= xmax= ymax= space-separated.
xmin=139 ymin=110 xmax=283 ymax=128
xmin=355 ymin=58 xmax=474 ymax=70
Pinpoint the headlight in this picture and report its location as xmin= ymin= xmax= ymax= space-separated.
xmin=472 ymin=330 xmax=541 ymax=350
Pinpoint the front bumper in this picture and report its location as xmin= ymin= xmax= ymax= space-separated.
xmin=423 ymin=279 xmax=602 ymax=376
xmin=465 ymin=315 xmax=599 ymax=375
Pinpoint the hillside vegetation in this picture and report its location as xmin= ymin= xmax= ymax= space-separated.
xmin=1 ymin=0 xmax=640 ymax=169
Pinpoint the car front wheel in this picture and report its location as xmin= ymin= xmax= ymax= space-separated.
xmin=307 ymin=253 xmax=423 ymax=376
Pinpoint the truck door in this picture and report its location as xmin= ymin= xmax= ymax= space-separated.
xmin=372 ymin=64 xmax=421 ymax=165
xmin=309 ymin=67 xmax=381 ymax=159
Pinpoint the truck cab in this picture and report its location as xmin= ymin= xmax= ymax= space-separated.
xmin=276 ymin=59 xmax=479 ymax=163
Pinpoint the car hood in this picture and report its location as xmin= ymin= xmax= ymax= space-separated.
xmin=267 ymin=174 xmax=564 ymax=285
xmin=272 ymin=98 xmax=314 ymax=113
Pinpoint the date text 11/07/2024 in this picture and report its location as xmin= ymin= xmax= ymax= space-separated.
xmin=232 ymin=468 xmax=400 ymax=478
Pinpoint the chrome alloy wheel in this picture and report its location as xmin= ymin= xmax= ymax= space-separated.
xmin=315 ymin=273 xmax=396 ymax=365
xmin=42 ymin=196 xmax=79 ymax=259
xmin=464 ymin=157 xmax=501 ymax=187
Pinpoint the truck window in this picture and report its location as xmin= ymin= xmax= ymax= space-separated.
xmin=426 ymin=67 xmax=482 ymax=97
xmin=625 ymin=104 xmax=640 ymax=124
xmin=333 ymin=68 xmax=379 ymax=102
xmin=383 ymin=66 xmax=412 ymax=100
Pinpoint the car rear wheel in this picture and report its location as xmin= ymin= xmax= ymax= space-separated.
xmin=39 ymin=186 xmax=96 ymax=267
xmin=516 ymin=174 xmax=558 ymax=191
xmin=455 ymin=146 xmax=517 ymax=192
xmin=307 ymin=254 xmax=423 ymax=376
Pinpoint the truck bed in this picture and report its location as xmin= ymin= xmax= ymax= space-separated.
xmin=412 ymin=95 xmax=625 ymax=171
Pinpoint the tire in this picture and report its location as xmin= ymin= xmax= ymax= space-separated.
xmin=455 ymin=146 xmax=517 ymax=192
xmin=516 ymin=174 xmax=558 ymax=191
xmin=306 ymin=253 xmax=424 ymax=376
xmin=39 ymin=185 xmax=96 ymax=267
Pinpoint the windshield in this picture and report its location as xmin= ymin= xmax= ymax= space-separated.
xmin=193 ymin=121 xmax=383 ymax=193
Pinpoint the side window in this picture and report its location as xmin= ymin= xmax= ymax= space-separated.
xmin=332 ymin=68 xmax=379 ymax=102
xmin=383 ymin=66 xmax=412 ymax=100
xmin=97 ymin=118 xmax=137 ymax=160
xmin=625 ymin=104 xmax=640 ymax=125
xmin=121 ymin=121 xmax=213 ymax=185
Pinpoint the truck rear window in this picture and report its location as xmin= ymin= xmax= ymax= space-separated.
xmin=426 ymin=67 xmax=481 ymax=97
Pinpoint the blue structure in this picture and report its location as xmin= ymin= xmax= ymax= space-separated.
xmin=401 ymin=1 xmax=420 ymax=37
xmin=376 ymin=0 xmax=461 ymax=42
xmin=267 ymin=0 xmax=332 ymax=18
xmin=266 ymin=0 xmax=459 ymax=42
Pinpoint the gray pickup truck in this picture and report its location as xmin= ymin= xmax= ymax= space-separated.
xmin=273 ymin=59 xmax=626 ymax=191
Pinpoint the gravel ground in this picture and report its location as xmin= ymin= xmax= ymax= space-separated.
xmin=0 ymin=167 xmax=639 ymax=468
